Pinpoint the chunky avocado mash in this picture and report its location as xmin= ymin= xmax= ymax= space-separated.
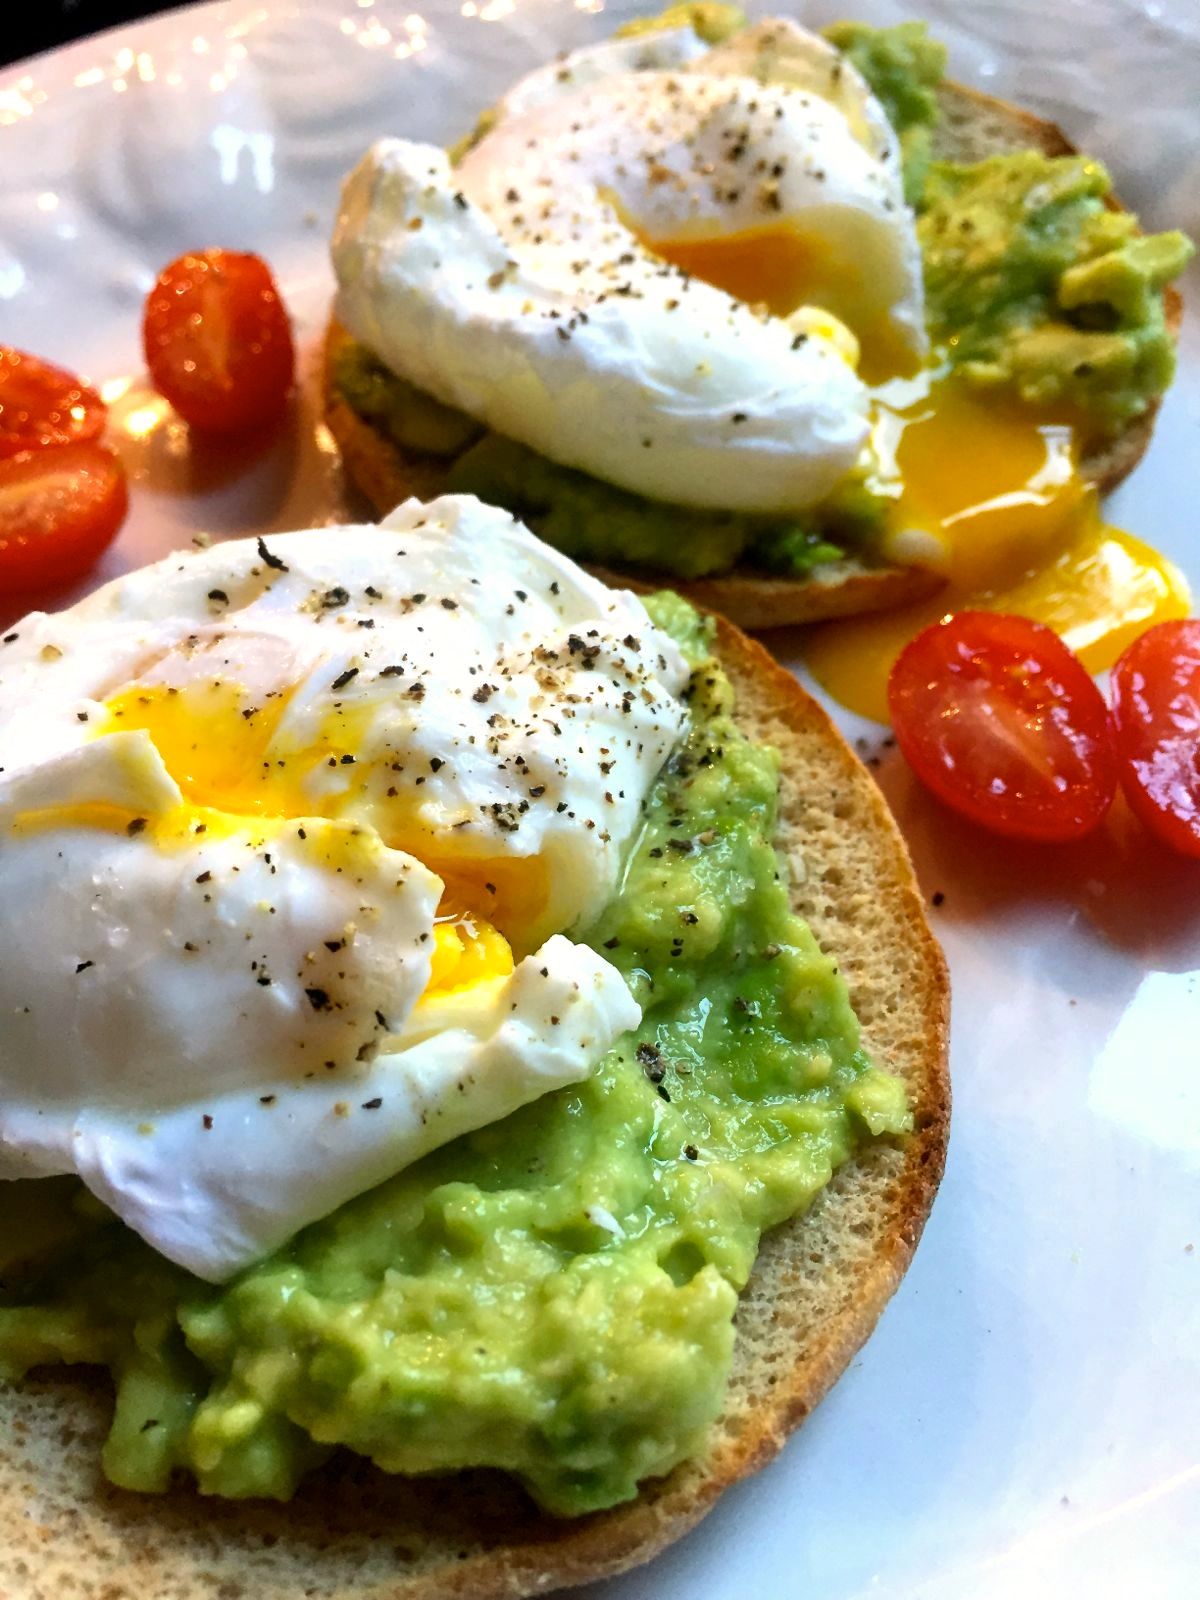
xmin=334 ymin=342 xmax=857 ymax=581
xmin=918 ymin=154 xmax=1192 ymax=431
xmin=334 ymin=345 xmax=873 ymax=581
xmin=825 ymin=22 xmax=1192 ymax=428
xmin=333 ymin=12 xmax=1192 ymax=585
xmin=823 ymin=20 xmax=945 ymax=206
xmin=448 ymin=430 xmax=854 ymax=581
xmin=0 ymin=596 xmax=908 ymax=1517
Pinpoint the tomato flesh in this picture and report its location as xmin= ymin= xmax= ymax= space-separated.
xmin=0 ymin=347 xmax=107 ymax=459
xmin=1110 ymin=618 xmax=1200 ymax=858
xmin=142 ymin=249 xmax=295 ymax=434
xmin=0 ymin=443 xmax=128 ymax=593
xmin=888 ymin=610 xmax=1117 ymax=842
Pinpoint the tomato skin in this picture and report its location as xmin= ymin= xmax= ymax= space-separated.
xmin=0 ymin=348 xmax=107 ymax=459
xmin=1110 ymin=619 xmax=1200 ymax=859
xmin=142 ymin=250 xmax=295 ymax=434
xmin=888 ymin=611 xmax=1118 ymax=843
xmin=0 ymin=443 xmax=128 ymax=594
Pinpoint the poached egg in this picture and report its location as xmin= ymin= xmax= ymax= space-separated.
xmin=330 ymin=13 xmax=1189 ymax=722
xmin=0 ymin=497 xmax=689 ymax=1280
xmin=331 ymin=19 xmax=925 ymax=514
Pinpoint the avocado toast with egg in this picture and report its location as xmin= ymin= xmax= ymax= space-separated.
xmin=324 ymin=7 xmax=1189 ymax=628
xmin=0 ymin=498 xmax=948 ymax=1597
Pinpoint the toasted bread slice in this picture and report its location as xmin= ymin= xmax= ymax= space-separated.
xmin=0 ymin=614 xmax=950 ymax=1600
xmin=323 ymin=80 xmax=1182 ymax=629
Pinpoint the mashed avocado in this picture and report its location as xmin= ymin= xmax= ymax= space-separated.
xmin=830 ymin=22 xmax=1192 ymax=427
xmin=447 ymin=430 xmax=852 ymax=580
xmin=919 ymin=154 xmax=1192 ymax=430
xmin=0 ymin=596 xmax=908 ymax=1517
xmin=822 ymin=20 xmax=946 ymax=205
xmin=333 ymin=14 xmax=1191 ymax=585
xmin=333 ymin=340 xmax=483 ymax=457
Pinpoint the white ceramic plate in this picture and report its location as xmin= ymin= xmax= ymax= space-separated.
xmin=2 ymin=3 xmax=1198 ymax=1596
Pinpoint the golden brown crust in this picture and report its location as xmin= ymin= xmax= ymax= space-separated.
xmin=589 ymin=559 xmax=944 ymax=627
xmin=324 ymin=83 xmax=1181 ymax=629
xmin=0 ymin=617 xmax=950 ymax=1600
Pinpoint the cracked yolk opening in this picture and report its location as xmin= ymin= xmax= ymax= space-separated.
xmin=104 ymin=679 xmax=352 ymax=817
xmin=646 ymin=224 xmax=829 ymax=321
xmin=94 ymin=680 xmax=519 ymax=998
xmin=428 ymin=904 xmax=514 ymax=997
xmin=629 ymin=217 xmax=917 ymax=381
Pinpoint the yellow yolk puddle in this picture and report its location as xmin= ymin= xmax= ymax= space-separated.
xmin=803 ymin=375 xmax=1191 ymax=724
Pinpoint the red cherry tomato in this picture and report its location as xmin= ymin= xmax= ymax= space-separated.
xmin=0 ymin=348 xmax=107 ymax=459
xmin=1109 ymin=618 xmax=1200 ymax=858
xmin=0 ymin=443 xmax=128 ymax=594
xmin=888 ymin=611 xmax=1118 ymax=842
xmin=142 ymin=249 xmax=294 ymax=434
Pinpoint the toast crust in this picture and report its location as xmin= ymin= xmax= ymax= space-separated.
xmin=0 ymin=617 xmax=950 ymax=1600
xmin=323 ymin=80 xmax=1182 ymax=629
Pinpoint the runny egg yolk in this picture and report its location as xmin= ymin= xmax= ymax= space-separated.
xmin=643 ymin=224 xmax=832 ymax=322
xmin=617 ymin=209 xmax=915 ymax=382
xmin=427 ymin=904 xmax=514 ymax=998
xmin=627 ymin=224 xmax=1188 ymax=727
xmin=801 ymin=374 xmax=1190 ymax=724
xmin=104 ymin=680 xmax=350 ymax=818
xmin=95 ymin=681 xmax=517 ymax=1000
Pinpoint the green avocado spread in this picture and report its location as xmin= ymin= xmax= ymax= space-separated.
xmin=0 ymin=596 xmax=909 ymax=1517
xmin=822 ymin=19 xmax=945 ymax=206
xmin=333 ymin=12 xmax=1192 ymax=583
xmin=918 ymin=153 xmax=1192 ymax=431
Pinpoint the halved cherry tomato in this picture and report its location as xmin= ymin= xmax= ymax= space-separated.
xmin=888 ymin=611 xmax=1117 ymax=842
xmin=142 ymin=249 xmax=294 ymax=434
xmin=0 ymin=348 xmax=107 ymax=459
xmin=0 ymin=443 xmax=128 ymax=593
xmin=1110 ymin=618 xmax=1200 ymax=858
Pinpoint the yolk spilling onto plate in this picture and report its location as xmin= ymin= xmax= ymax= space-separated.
xmin=802 ymin=374 xmax=1190 ymax=723
xmin=97 ymin=682 xmax=519 ymax=997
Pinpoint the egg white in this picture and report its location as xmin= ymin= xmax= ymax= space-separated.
xmin=0 ymin=497 xmax=686 ymax=1280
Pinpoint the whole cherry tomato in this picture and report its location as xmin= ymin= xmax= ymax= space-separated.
xmin=888 ymin=610 xmax=1118 ymax=842
xmin=1109 ymin=618 xmax=1200 ymax=858
xmin=142 ymin=249 xmax=294 ymax=434
xmin=0 ymin=347 xmax=107 ymax=459
xmin=0 ymin=443 xmax=128 ymax=594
